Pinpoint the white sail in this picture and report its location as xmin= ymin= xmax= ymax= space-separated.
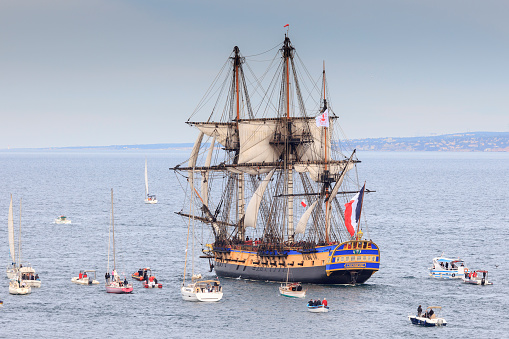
xmin=145 ymin=158 xmax=149 ymax=196
xmin=291 ymin=118 xmax=353 ymax=182
xmin=244 ymin=168 xmax=275 ymax=228
xmin=295 ymin=200 xmax=319 ymax=235
xmin=237 ymin=121 xmax=283 ymax=174
xmin=8 ymin=194 xmax=15 ymax=264
xmin=188 ymin=132 xmax=204 ymax=194
xmin=194 ymin=123 xmax=238 ymax=149
xmin=201 ymin=137 xmax=215 ymax=206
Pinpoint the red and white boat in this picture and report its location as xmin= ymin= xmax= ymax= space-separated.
xmin=105 ymin=189 xmax=133 ymax=294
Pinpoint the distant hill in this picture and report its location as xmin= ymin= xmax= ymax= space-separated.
xmin=349 ymin=132 xmax=509 ymax=152
xmin=4 ymin=132 xmax=509 ymax=152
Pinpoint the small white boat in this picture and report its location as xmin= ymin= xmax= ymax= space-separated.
xmin=9 ymin=277 xmax=31 ymax=295
xmin=71 ymin=270 xmax=100 ymax=285
xmin=20 ymin=265 xmax=41 ymax=288
xmin=279 ymin=282 xmax=306 ymax=298
xmin=462 ymin=270 xmax=493 ymax=285
xmin=144 ymin=159 xmax=158 ymax=204
xmin=181 ymin=279 xmax=223 ymax=302
xmin=307 ymin=305 xmax=329 ymax=313
xmin=429 ymin=253 xmax=468 ymax=279
xmin=55 ymin=215 xmax=71 ymax=224
xmin=408 ymin=306 xmax=447 ymax=327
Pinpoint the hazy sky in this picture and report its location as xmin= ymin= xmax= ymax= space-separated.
xmin=1 ymin=0 xmax=508 ymax=148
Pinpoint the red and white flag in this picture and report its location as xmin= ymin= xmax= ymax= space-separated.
xmin=315 ymin=109 xmax=329 ymax=127
xmin=300 ymin=200 xmax=307 ymax=207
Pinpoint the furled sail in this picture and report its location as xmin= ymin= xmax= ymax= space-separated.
xmin=201 ymin=137 xmax=215 ymax=206
xmin=295 ymin=200 xmax=319 ymax=235
xmin=237 ymin=121 xmax=283 ymax=174
xmin=243 ymin=168 xmax=275 ymax=228
xmin=8 ymin=194 xmax=15 ymax=263
xmin=188 ymin=132 xmax=204 ymax=192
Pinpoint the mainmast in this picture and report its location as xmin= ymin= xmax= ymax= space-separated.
xmin=323 ymin=64 xmax=330 ymax=244
xmin=233 ymin=46 xmax=246 ymax=240
xmin=283 ymin=35 xmax=295 ymax=242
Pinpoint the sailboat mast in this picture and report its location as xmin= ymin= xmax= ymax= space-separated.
xmin=111 ymin=188 xmax=116 ymax=271
xmin=18 ymin=198 xmax=22 ymax=267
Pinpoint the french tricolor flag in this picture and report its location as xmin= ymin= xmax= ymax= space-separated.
xmin=344 ymin=184 xmax=366 ymax=237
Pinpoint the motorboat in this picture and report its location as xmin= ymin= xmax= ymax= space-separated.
xmin=307 ymin=305 xmax=329 ymax=313
xmin=55 ymin=216 xmax=71 ymax=224
xmin=20 ymin=265 xmax=41 ymax=288
xmin=143 ymin=278 xmax=162 ymax=289
xmin=132 ymin=267 xmax=151 ymax=281
xmin=462 ymin=270 xmax=493 ymax=285
xmin=9 ymin=277 xmax=31 ymax=295
xmin=429 ymin=253 xmax=468 ymax=279
xmin=181 ymin=279 xmax=223 ymax=302
xmin=409 ymin=306 xmax=447 ymax=326
xmin=71 ymin=270 xmax=100 ymax=285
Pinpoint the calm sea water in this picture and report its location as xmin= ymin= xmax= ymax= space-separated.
xmin=0 ymin=150 xmax=508 ymax=338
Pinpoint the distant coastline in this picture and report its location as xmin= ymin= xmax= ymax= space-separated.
xmin=2 ymin=132 xmax=509 ymax=152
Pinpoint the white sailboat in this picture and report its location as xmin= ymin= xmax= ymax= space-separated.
xmin=8 ymin=196 xmax=37 ymax=294
xmin=181 ymin=169 xmax=222 ymax=302
xmin=105 ymin=189 xmax=133 ymax=294
xmin=279 ymin=267 xmax=306 ymax=298
xmin=144 ymin=159 xmax=157 ymax=204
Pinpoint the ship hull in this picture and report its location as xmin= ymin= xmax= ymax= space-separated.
xmin=214 ymin=260 xmax=375 ymax=284
xmin=212 ymin=240 xmax=380 ymax=285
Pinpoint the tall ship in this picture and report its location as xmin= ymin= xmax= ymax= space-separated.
xmin=172 ymin=33 xmax=380 ymax=284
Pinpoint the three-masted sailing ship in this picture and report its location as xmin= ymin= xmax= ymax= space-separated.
xmin=172 ymin=34 xmax=380 ymax=284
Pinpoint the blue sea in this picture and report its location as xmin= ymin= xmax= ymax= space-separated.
xmin=0 ymin=150 xmax=508 ymax=338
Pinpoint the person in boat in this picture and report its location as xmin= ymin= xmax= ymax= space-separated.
xmin=316 ymin=299 xmax=322 ymax=306
xmin=445 ymin=262 xmax=449 ymax=269
xmin=105 ymin=272 xmax=110 ymax=282
xmin=297 ymin=285 xmax=302 ymax=291
xmin=124 ymin=278 xmax=128 ymax=286
xmin=83 ymin=272 xmax=87 ymax=278
xmin=138 ymin=268 xmax=143 ymax=277
xmin=428 ymin=308 xmax=434 ymax=318
xmin=322 ymin=298 xmax=328 ymax=307
xmin=308 ymin=299 xmax=314 ymax=306
xmin=417 ymin=305 xmax=422 ymax=317
xmin=35 ymin=274 xmax=39 ymax=280
xmin=79 ymin=272 xmax=83 ymax=279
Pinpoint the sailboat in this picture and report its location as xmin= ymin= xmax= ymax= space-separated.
xmin=6 ymin=195 xmax=40 ymax=288
xmin=8 ymin=195 xmax=36 ymax=294
xmin=144 ymin=159 xmax=157 ymax=204
xmin=279 ymin=267 xmax=306 ymax=298
xmin=105 ymin=189 xmax=133 ymax=294
xmin=171 ymin=33 xmax=380 ymax=285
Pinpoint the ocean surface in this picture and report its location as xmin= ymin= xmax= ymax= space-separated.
xmin=0 ymin=150 xmax=508 ymax=338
